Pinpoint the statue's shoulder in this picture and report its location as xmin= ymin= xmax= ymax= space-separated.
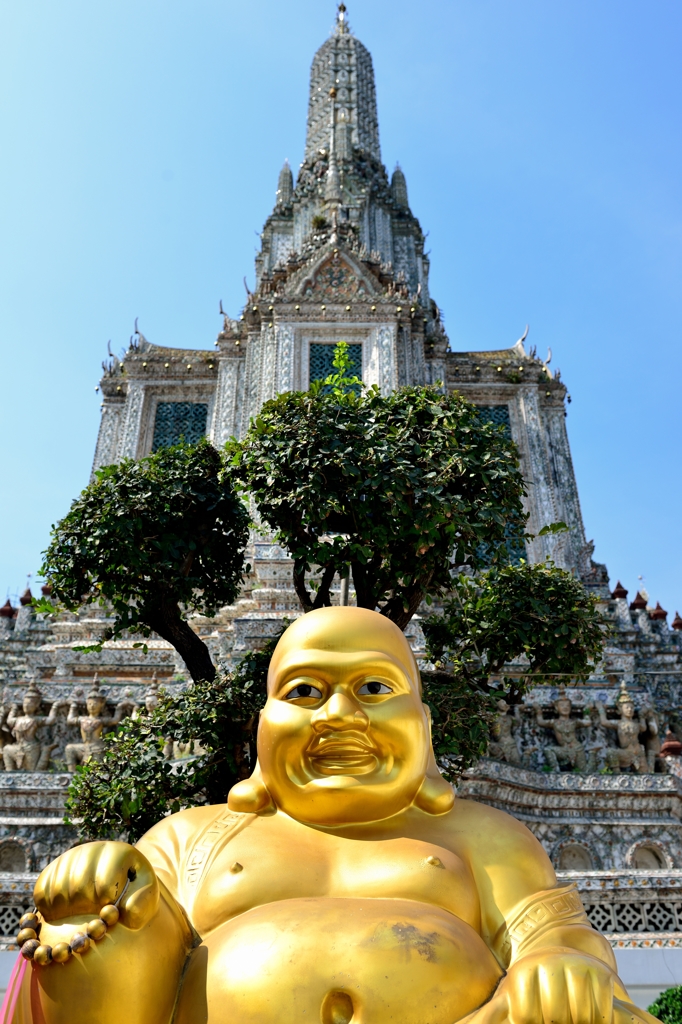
xmin=449 ymin=796 xmax=534 ymax=836
xmin=442 ymin=798 xmax=557 ymax=912
xmin=136 ymin=803 xmax=260 ymax=896
xmin=137 ymin=803 xmax=255 ymax=865
xmin=435 ymin=798 xmax=555 ymax=873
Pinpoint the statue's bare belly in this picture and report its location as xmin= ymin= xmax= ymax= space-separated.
xmin=175 ymin=897 xmax=503 ymax=1024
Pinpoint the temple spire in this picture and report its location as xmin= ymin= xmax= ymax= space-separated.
xmin=305 ymin=5 xmax=380 ymax=163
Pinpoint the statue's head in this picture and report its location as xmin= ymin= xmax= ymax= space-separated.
xmin=23 ymin=683 xmax=42 ymax=716
xmin=553 ymin=685 xmax=571 ymax=717
xmin=144 ymin=678 xmax=160 ymax=713
xmin=617 ymin=681 xmax=636 ymax=719
xmin=86 ymin=678 xmax=106 ymax=716
xmin=229 ymin=608 xmax=453 ymax=825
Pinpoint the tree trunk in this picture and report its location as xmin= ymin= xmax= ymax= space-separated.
xmin=143 ymin=597 xmax=216 ymax=683
xmin=350 ymin=559 xmax=377 ymax=611
xmin=293 ymin=562 xmax=314 ymax=613
xmin=312 ymin=564 xmax=337 ymax=609
xmin=382 ymin=585 xmax=425 ymax=631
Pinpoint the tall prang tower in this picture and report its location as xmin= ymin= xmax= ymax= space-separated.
xmin=93 ymin=2 xmax=600 ymax=585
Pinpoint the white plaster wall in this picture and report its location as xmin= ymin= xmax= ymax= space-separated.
xmin=616 ymin=947 xmax=682 ymax=1009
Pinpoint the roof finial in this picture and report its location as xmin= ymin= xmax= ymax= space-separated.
xmin=336 ymin=2 xmax=349 ymax=35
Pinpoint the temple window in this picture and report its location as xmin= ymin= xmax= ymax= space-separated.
xmin=309 ymin=343 xmax=362 ymax=389
xmin=0 ymin=841 xmax=27 ymax=872
xmin=632 ymin=845 xmax=666 ymax=870
xmin=557 ymin=844 xmax=593 ymax=871
xmin=152 ymin=402 xmax=208 ymax=452
xmin=475 ymin=404 xmax=525 ymax=565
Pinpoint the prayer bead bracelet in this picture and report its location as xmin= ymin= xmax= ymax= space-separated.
xmin=17 ymin=871 xmax=133 ymax=966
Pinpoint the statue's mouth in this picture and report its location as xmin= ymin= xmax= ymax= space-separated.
xmin=307 ymin=734 xmax=379 ymax=776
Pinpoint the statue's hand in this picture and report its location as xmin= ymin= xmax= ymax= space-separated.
xmin=34 ymin=841 xmax=159 ymax=931
xmin=467 ymin=949 xmax=649 ymax=1024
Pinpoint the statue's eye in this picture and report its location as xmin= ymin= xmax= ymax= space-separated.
xmin=286 ymin=684 xmax=323 ymax=700
xmin=357 ymin=681 xmax=393 ymax=696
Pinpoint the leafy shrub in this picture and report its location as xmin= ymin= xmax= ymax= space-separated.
xmin=648 ymin=986 xmax=682 ymax=1024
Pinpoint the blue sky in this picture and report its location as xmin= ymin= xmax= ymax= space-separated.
xmin=1 ymin=0 xmax=680 ymax=614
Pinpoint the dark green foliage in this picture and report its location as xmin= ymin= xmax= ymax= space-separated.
xmin=421 ymin=670 xmax=499 ymax=782
xmin=422 ymin=562 xmax=606 ymax=775
xmin=40 ymin=440 xmax=250 ymax=682
xmin=66 ymin=629 xmax=285 ymax=843
xmin=230 ymin=355 xmax=527 ymax=629
xmin=648 ymin=986 xmax=682 ymax=1023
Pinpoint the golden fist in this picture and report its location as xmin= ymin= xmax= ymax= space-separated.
xmin=34 ymin=841 xmax=159 ymax=931
xmin=465 ymin=949 xmax=655 ymax=1024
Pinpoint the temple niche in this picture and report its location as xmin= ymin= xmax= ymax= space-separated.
xmin=1 ymin=3 xmax=682 ymax=982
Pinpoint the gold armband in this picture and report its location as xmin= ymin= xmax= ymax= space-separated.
xmin=506 ymin=884 xmax=588 ymax=959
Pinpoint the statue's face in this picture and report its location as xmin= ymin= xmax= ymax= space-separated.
xmin=258 ymin=608 xmax=430 ymax=825
xmin=145 ymin=695 xmax=158 ymax=713
xmin=23 ymin=695 xmax=40 ymax=715
xmin=556 ymin=699 xmax=571 ymax=718
xmin=86 ymin=696 xmax=105 ymax=716
xmin=621 ymin=700 xmax=635 ymax=719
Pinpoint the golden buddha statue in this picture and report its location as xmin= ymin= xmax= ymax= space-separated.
xmin=7 ymin=608 xmax=657 ymax=1024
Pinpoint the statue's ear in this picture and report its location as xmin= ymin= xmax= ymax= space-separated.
xmin=414 ymin=771 xmax=455 ymax=815
xmin=227 ymin=761 xmax=275 ymax=814
xmin=414 ymin=702 xmax=455 ymax=815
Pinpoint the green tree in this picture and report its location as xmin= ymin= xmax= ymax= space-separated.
xmin=229 ymin=346 xmax=526 ymax=629
xmin=40 ymin=440 xmax=250 ymax=683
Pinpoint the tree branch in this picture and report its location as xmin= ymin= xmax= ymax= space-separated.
xmin=143 ymin=596 xmax=216 ymax=683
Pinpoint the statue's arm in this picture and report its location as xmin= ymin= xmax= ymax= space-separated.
xmin=532 ymin=704 xmax=550 ymax=728
xmin=24 ymin=841 xmax=194 ymax=1024
xmin=595 ymin=701 xmax=615 ymax=729
xmin=45 ymin=701 xmax=65 ymax=725
xmin=66 ymin=703 xmax=80 ymax=727
xmin=453 ymin=799 xmax=617 ymax=970
xmin=107 ymin=701 xmax=134 ymax=727
xmin=451 ymin=801 xmax=658 ymax=1024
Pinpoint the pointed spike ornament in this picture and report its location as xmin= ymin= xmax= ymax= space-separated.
xmin=325 ymin=87 xmax=342 ymax=213
xmin=391 ymin=164 xmax=409 ymax=207
xmin=276 ymin=159 xmax=294 ymax=206
xmin=336 ymin=2 xmax=349 ymax=35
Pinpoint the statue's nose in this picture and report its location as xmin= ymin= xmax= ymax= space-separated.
xmin=311 ymin=692 xmax=369 ymax=732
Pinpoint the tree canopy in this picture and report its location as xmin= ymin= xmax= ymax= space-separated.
xmin=40 ymin=439 xmax=249 ymax=682
xmin=229 ymin=345 xmax=527 ymax=628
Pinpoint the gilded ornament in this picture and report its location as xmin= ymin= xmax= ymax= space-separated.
xmin=86 ymin=919 xmax=107 ymax=941
xmin=69 ymin=933 xmax=90 ymax=954
xmin=51 ymin=944 xmax=71 ymax=964
xmin=99 ymin=905 xmax=119 ymax=927
xmin=33 ymin=945 xmax=52 ymax=966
